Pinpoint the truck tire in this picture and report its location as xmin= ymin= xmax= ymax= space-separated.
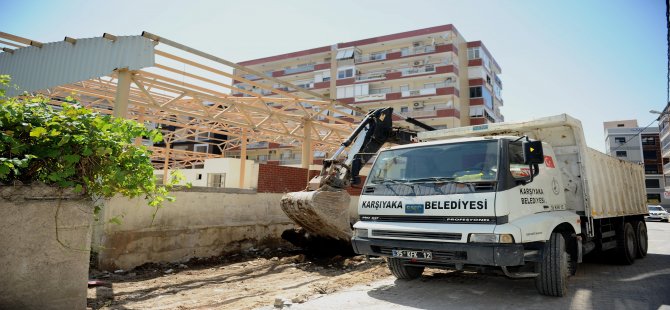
xmin=634 ymin=221 xmax=648 ymax=258
xmin=535 ymin=232 xmax=568 ymax=297
xmin=388 ymin=258 xmax=424 ymax=280
xmin=616 ymin=222 xmax=636 ymax=265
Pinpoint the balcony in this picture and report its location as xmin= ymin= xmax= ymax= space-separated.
xmin=356 ymin=71 xmax=386 ymax=82
xmin=355 ymin=53 xmax=387 ymax=63
xmin=355 ymin=43 xmax=457 ymax=65
xmin=401 ymin=88 xmax=437 ymax=98
xmin=355 ymin=93 xmax=387 ymax=102
xmin=664 ymin=162 xmax=670 ymax=175
xmin=283 ymin=65 xmax=315 ymax=75
xmin=400 ymin=65 xmax=436 ymax=77
xmin=401 ymin=45 xmax=436 ymax=57
xmin=399 ymin=110 xmax=438 ymax=118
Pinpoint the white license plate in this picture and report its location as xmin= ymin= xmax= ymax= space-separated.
xmin=391 ymin=249 xmax=432 ymax=260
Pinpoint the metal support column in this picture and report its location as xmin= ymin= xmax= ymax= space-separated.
xmin=114 ymin=69 xmax=131 ymax=118
xmin=301 ymin=121 xmax=312 ymax=169
xmin=239 ymin=130 xmax=247 ymax=188
xmin=162 ymin=141 xmax=170 ymax=185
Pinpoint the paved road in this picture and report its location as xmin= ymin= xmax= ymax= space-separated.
xmin=295 ymin=222 xmax=670 ymax=310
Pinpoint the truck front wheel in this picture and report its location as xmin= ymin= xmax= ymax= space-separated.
xmin=535 ymin=232 xmax=569 ymax=297
xmin=388 ymin=258 xmax=424 ymax=280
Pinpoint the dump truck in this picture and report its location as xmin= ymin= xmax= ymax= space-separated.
xmin=351 ymin=114 xmax=648 ymax=296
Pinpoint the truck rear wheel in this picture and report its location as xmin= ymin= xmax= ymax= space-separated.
xmin=388 ymin=258 xmax=424 ymax=280
xmin=616 ymin=222 xmax=636 ymax=265
xmin=535 ymin=232 xmax=568 ymax=297
xmin=634 ymin=221 xmax=648 ymax=258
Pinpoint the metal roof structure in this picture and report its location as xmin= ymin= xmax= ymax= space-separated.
xmin=0 ymin=31 xmax=367 ymax=184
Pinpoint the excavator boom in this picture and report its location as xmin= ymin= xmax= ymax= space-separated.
xmin=280 ymin=107 xmax=434 ymax=242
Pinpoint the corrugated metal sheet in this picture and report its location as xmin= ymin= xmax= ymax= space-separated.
xmin=0 ymin=35 xmax=155 ymax=96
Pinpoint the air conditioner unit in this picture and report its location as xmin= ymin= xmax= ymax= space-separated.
xmin=413 ymin=60 xmax=424 ymax=66
xmin=413 ymin=102 xmax=424 ymax=108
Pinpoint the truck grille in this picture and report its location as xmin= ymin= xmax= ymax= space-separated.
xmin=371 ymin=230 xmax=462 ymax=241
xmin=360 ymin=215 xmax=499 ymax=224
xmin=376 ymin=246 xmax=467 ymax=261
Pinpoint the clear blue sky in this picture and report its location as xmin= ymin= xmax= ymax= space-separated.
xmin=1 ymin=0 xmax=666 ymax=151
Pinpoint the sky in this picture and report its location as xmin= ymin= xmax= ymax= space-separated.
xmin=1 ymin=0 xmax=666 ymax=151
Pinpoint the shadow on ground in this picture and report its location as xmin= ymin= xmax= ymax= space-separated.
xmin=367 ymin=253 xmax=670 ymax=310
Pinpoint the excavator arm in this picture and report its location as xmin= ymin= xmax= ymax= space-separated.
xmin=281 ymin=107 xmax=434 ymax=242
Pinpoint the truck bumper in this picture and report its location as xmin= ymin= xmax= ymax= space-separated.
xmin=352 ymin=237 xmax=528 ymax=267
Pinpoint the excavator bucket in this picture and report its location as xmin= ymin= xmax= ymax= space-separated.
xmin=280 ymin=185 xmax=352 ymax=241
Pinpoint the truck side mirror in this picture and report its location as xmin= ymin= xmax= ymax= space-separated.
xmin=523 ymin=141 xmax=544 ymax=165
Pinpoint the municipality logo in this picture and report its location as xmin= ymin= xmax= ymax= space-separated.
xmin=405 ymin=204 xmax=424 ymax=214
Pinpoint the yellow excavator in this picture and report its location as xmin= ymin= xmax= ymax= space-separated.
xmin=280 ymin=107 xmax=435 ymax=248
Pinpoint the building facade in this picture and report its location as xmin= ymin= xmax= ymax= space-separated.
xmin=604 ymin=120 xmax=669 ymax=208
xmin=658 ymin=103 xmax=670 ymax=189
xmin=229 ymin=24 xmax=503 ymax=162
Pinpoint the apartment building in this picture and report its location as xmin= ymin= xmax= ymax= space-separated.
xmin=658 ymin=103 xmax=670 ymax=189
xmin=604 ymin=120 xmax=669 ymax=208
xmin=229 ymin=24 xmax=503 ymax=163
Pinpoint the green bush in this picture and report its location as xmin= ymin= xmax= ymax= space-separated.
xmin=0 ymin=75 xmax=178 ymax=209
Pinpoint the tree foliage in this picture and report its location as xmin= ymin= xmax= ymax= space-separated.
xmin=0 ymin=75 xmax=180 ymax=209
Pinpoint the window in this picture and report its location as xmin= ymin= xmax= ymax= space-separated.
xmin=336 ymin=85 xmax=354 ymax=98
xmin=508 ymin=142 xmax=529 ymax=179
xmin=647 ymin=193 xmax=661 ymax=204
xmin=617 ymin=124 xmax=625 ymax=127
xmin=196 ymin=174 xmax=203 ymax=180
xmin=424 ymin=82 xmax=446 ymax=89
xmin=615 ymin=151 xmax=627 ymax=157
xmin=467 ymin=47 xmax=481 ymax=60
xmin=470 ymin=106 xmax=484 ymax=117
xmin=354 ymin=84 xmax=369 ymax=96
xmin=207 ymin=173 xmax=226 ymax=188
xmin=642 ymin=136 xmax=657 ymax=145
xmin=469 ymin=86 xmax=483 ymax=98
xmin=645 ymin=179 xmax=661 ymax=188
xmin=370 ymin=52 xmax=386 ymax=61
xmin=193 ymin=144 xmax=209 ymax=153
xmin=400 ymin=85 xmax=410 ymax=92
xmin=486 ymin=75 xmax=492 ymax=85
xmin=643 ymin=150 xmax=658 ymax=160
xmin=645 ymin=164 xmax=659 ymax=174
xmin=369 ymin=87 xmax=392 ymax=95
xmin=614 ymin=137 xmax=626 ymax=144
xmin=337 ymin=68 xmax=354 ymax=79
xmin=400 ymin=106 xmax=409 ymax=113
xmin=336 ymin=48 xmax=355 ymax=60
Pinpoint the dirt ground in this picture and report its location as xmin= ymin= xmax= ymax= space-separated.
xmin=87 ymin=248 xmax=390 ymax=310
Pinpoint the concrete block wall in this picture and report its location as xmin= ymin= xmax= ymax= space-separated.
xmin=93 ymin=188 xmax=295 ymax=271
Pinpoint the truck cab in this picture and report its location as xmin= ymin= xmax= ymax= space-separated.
xmin=351 ymin=136 xmax=581 ymax=293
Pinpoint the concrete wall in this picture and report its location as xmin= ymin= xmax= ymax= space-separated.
xmin=0 ymin=185 xmax=92 ymax=310
xmin=93 ymin=188 xmax=295 ymax=270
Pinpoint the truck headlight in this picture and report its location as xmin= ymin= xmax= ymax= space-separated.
xmin=468 ymin=233 xmax=515 ymax=243
xmin=353 ymin=228 xmax=368 ymax=238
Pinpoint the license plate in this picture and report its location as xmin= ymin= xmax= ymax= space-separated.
xmin=391 ymin=249 xmax=432 ymax=260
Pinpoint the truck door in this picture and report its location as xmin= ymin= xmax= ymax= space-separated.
xmin=504 ymin=141 xmax=551 ymax=219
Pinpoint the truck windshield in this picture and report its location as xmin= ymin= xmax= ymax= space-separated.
xmin=367 ymin=141 xmax=499 ymax=184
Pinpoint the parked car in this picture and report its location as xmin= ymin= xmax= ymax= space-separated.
xmin=646 ymin=205 xmax=669 ymax=222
